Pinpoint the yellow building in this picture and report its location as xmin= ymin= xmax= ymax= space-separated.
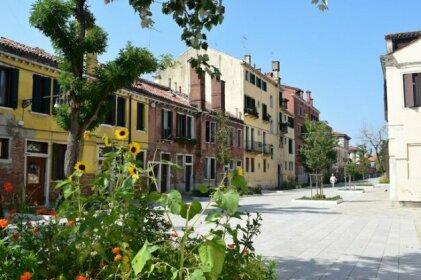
xmin=0 ymin=37 xmax=148 ymax=207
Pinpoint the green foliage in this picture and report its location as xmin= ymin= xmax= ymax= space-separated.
xmin=1 ymin=132 xmax=274 ymax=279
xmin=379 ymin=174 xmax=390 ymax=184
xmin=300 ymin=118 xmax=338 ymax=174
xmin=299 ymin=194 xmax=342 ymax=201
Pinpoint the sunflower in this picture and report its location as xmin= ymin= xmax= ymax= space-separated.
xmin=127 ymin=164 xmax=140 ymax=180
xmin=115 ymin=127 xmax=129 ymax=140
xmin=103 ymin=136 xmax=112 ymax=147
xmin=74 ymin=161 xmax=88 ymax=173
xmin=128 ymin=142 xmax=141 ymax=156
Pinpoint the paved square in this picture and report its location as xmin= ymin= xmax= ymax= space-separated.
xmin=240 ymin=180 xmax=421 ymax=280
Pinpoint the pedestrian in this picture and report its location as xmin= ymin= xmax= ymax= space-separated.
xmin=330 ymin=174 xmax=337 ymax=189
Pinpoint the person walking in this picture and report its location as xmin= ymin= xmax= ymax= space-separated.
xmin=330 ymin=174 xmax=337 ymax=189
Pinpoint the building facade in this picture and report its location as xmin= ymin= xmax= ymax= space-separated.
xmin=381 ymin=30 xmax=421 ymax=204
xmin=332 ymin=131 xmax=351 ymax=180
xmin=282 ymin=85 xmax=320 ymax=184
xmin=156 ymin=48 xmax=287 ymax=189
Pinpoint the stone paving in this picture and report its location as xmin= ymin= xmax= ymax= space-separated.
xmin=241 ymin=179 xmax=421 ymax=280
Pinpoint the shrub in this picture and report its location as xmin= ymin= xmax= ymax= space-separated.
xmin=299 ymin=194 xmax=342 ymax=201
xmin=379 ymin=174 xmax=390 ymax=184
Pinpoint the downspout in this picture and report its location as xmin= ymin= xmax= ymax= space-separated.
xmin=128 ymin=95 xmax=132 ymax=143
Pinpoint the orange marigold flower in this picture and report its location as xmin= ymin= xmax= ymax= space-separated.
xmin=3 ymin=182 xmax=13 ymax=193
xmin=9 ymin=209 xmax=17 ymax=215
xmin=112 ymin=247 xmax=120 ymax=254
xmin=35 ymin=208 xmax=46 ymax=215
xmin=20 ymin=271 xmax=32 ymax=280
xmin=67 ymin=220 xmax=76 ymax=226
xmin=0 ymin=219 xmax=8 ymax=229
xmin=49 ymin=209 xmax=57 ymax=216
xmin=75 ymin=275 xmax=87 ymax=280
xmin=114 ymin=254 xmax=122 ymax=261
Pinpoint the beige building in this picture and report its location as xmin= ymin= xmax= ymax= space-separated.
xmin=332 ymin=131 xmax=351 ymax=180
xmin=381 ymin=30 xmax=421 ymax=204
xmin=156 ymin=48 xmax=290 ymax=188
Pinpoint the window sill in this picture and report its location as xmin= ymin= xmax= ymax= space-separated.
xmin=0 ymin=106 xmax=14 ymax=111
xmin=30 ymin=111 xmax=50 ymax=117
xmin=0 ymin=159 xmax=12 ymax=164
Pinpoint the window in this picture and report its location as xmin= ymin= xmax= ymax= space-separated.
xmin=262 ymin=81 xmax=267 ymax=91
xmin=32 ymin=74 xmax=51 ymax=114
xmin=162 ymin=109 xmax=173 ymax=139
xmin=403 ymin=73 xmax=421 ymax=107
xmin=237 ymin=161 xmax=242 ymax=167
xmin=136 ymin=150 xmax=146 ymax=169
xmin=288 ymin=139 xmax=294 ymax=154
xmin=256 ymin=78 xmax=262 ymax=88
xmin=27 ymin=141 xmax=48 ymax=154
xmin=204 ymin=157 xmax=216 ymax=180
xmin=137 ymin=102 xmax=145 ymax=130
xmin=205 ymin=121 xmax=216 ymax=143
xmin=262 ymin=103 xmax=270 ymax=121
xmin=245 ymin=157 xmax=249 ymax=172
xmin=244 ymin=95 xmax=256 ymax=110
xmin=228 ymin=128 xmax=234 ymax=146
xmin=0 ymin=138 xmax=11 ymax=160
xmin=245 ymin=71 xmax=250 ymax=81
xmin=0 ymin=66 xmax=19 ymax=108
xmin=176 ymin=154 xmax=183 ymax=166
xmin=237 ymin=129 xmax=242 ymax=148
xmin=251 ymin=158 xmax=255 ymax=172
xmin=289 ymin=161 xmax=294 ymax=171
xmin=51 ymin=143 xmax=67 ymax=180
xmin=270 ymin=95 xmax=273 ymax=108
xmin=263 ymin=159 xmax=267 ymax=173
xmin=103 ymin=96 xmax=126 ymax=126
xmin=249 ymin=73 xmax=256 ymax=85
xmin=288 ymin=117 xmax=294 ymax=128
xmin=176 ymin=114 xmax=194 ymax=139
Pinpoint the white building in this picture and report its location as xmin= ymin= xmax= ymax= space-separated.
xmin=381 ymin=30 xmax=421 ymax=205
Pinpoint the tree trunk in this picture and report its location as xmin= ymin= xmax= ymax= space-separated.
xmin=64 ymin=131 xmax=81 ymax=177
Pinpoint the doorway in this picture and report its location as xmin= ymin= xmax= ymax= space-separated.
xmin=26 ymin=156 xmax=46 ymax=205
xmin=160 ymin=153 xmax=170 ymax=192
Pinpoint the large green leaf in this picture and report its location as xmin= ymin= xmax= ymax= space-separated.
xmin=180 ymin=200 xmax=202 ymax=221
xmin=199 ymin=239 xmax=226 ymax=280
xmin=159 ymin=190 xmax=183 ymax=214
xmin=190 ymin=269 xmax=206 ymax=280
xmin=131 ymin=240 xmax=159 ymax=276
xmin=212 ymin=189 xmax=240 ymax=214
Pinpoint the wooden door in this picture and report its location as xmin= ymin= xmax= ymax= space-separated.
xmin=26 ymin=156 xmax=46 ymax=205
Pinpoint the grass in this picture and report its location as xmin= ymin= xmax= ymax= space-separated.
xmin=354 ymin=182 xmax=374 ymax=186
xmin=298 ymin=194 xmax=342 ymax=201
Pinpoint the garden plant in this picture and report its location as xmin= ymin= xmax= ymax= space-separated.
xmin=0 ymin=129 xmax=275 ymax=280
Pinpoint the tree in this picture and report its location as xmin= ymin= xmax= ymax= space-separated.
xmin=356 ymin=144 xmax=371 ymax=179
xmin=360 ymin=125 xmax=387 ymax=174
xmin=300 ymin=119 xmax=338 ymax=196
xmin=29 ymin=0 xmax=225 ymax=176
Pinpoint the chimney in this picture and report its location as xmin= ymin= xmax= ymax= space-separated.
xmin=306 ymin=90 xmax=313 ymax=106
xmin=272 ymin=61 xmax=280 ymax=83
xmin=211 ymin=76 xmax=225 ymax=112
xmin=190 ymin=66 xmax=206 ymax=110
xmin=244 ymin=55 xmax=251 ymax=65
xmin=386 ymin=38 xmax=393 ymax=54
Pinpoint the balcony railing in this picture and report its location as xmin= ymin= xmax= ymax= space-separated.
xmin=279 ymin=122 xmax=288 ymax=133
xmin=244 ymin=107 xmax=259 ymax=118
xmin=245 ymin=141 xmax=273 ymax=154
xmin=263 ymin=113 xmax=271 ymax=122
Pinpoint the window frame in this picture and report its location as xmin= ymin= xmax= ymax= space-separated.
xmin=0 ymin=137 xmax=12 ymax=162
xmin=205 ymin=121 xmax=216 ymax=143
xmin=204 ymin=157 xmax=216 ymax=180
xmin=0 ymin=65 xmax=19 ymax=109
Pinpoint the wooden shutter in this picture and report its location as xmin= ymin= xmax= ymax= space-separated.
xmin=161 ymin=109 xmax=165 ymax=137
xmin=403 ymin=74 xmax=414 ymax=107
xmin=43 ymin=77 xmax=51 ymax=114
xmin=10 ymin=68 xmax=19 ymax=109
xmin=415 ymin=73 xmax=421 ymax=107
xmin=32 ymin=75 xmax=43 ymax=112
xmin=136 ymin=103 xmax=144 ymax=130
xmin=168 ymin=111 xmax=172 ymax=135
xmin=117 ymin=97 xmax=125 ymax=127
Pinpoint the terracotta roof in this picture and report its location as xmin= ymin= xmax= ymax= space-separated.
xmin=0 ymin=37 xmax=58 ymax=68
xmin=349 ymin=145 xmax=359 ymax=152
xmin=332 ymin=131 xmax=351 ymax=140
xmin=132 ymin=78 xmax=195 ymax=109
xmin=385 ymin=31 xmax=421 ymax=40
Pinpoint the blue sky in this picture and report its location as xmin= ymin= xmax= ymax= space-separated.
xmin=1 ymin=0 xmax=421 ymax=145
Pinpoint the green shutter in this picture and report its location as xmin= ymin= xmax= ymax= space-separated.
xmin=117 ymin=97 xmax=125 ymax=127
xmin=43 ymin=77 xmax=51 ymax=114
xmin=10 ymin=68 xmax=19 ymax=109
xmin=32 ymin=75 xmax=42 ymax=112
xmin=137 ymin=103 xmax=144 ymax=130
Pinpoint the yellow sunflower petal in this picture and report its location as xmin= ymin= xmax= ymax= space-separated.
xmin=74 ymin=161 xmax=88 ymax=173
xmin=128 ymin=142 xmax=141 ymax=156
xmin=103 ymin=136 xmax=112 ymax=147
xmin=115 ymin=128 xmax=129 ymax=140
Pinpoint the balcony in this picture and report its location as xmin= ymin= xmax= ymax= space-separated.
xmin=245 ymin=141 xmax=273 ymax=155
xmin=279 ymin=122 xmax=288 ymax=134
xmin=263 ymin=113 xmax=271 ymax=122
xmin=174 ymin=136 xmax=197 ymax=145
xmin=244 ymin=107 xmax=259 ymax=118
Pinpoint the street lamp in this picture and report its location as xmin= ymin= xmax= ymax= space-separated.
xmin=21 ymin=94 xmax=62 ymax=109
